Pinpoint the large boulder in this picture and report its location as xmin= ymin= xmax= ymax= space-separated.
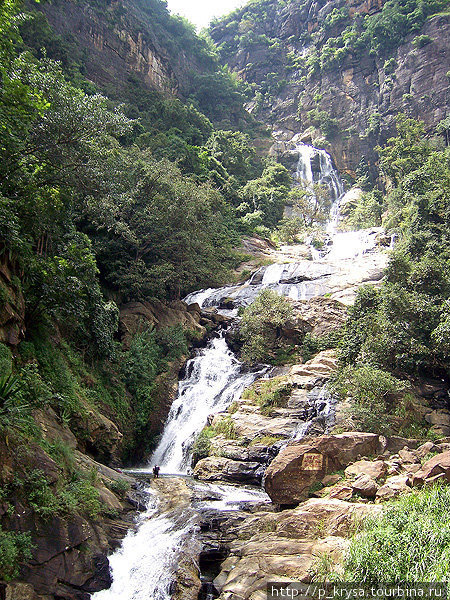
xmin=264 ymin=433 xmax=384 ymax=504
xmin=410 ymin=450 xmax=450 ymax=487
xmin=193 ymin=456 xmax=264 ymax=485
xmin=345 ymin=459 xmax=387 ymax=481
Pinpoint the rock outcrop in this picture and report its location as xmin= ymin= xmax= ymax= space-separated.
xmin=264 ymin=432 xmax=385 ymax=504
xmin=211 ymin=1 xmax=450 ymax=175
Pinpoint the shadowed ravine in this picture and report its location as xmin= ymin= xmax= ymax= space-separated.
xmin=91 ymin=144 xmax=389 ymax=600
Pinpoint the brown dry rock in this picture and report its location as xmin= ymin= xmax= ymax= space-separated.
xmin=410 ymin=450 xmax=450 ymax=486
xmin=398 ymin=448 xmax=419 ymax=464
xmin=71 ymin=405 xmax=123 ymax=464
xmin=415 ymin=441 xmax=439 ymax=459
xmin=351 ymin=474 xmax=378 ymax=498
xmin=119 ymin=299 xmax=205 ymax=346
xmin=212 ymin=499 xmax=382 ymax=599
xmin=322 ymin=473 xmax=342 ymax=487
xmin=345 ymin=459 xmax=387 ymax=481
xmin=376 ymin=475 xmax=410 ymax=501
xmin=264 ymin=432 xmax=384 ymax=504
xmin=329 ymin=484 xmax=354 ymax=501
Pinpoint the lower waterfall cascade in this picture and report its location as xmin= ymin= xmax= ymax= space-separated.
xmin=91 ymin=142 xmax=390 ymax=600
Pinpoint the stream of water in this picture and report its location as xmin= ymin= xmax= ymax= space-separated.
xmin=91 ymin=142 xmax=379 ymax=600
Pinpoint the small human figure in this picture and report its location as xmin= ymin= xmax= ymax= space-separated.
xmin=153 ymin=465 xmax=160 ymax=479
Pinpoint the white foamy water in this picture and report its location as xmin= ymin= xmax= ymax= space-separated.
xmin=149 ymin=334 xmax=267 ymax=474
xmin=92 ymin=490 xmax=196 ymax=600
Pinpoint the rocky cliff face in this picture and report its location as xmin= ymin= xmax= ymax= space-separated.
xmin=210 ymin=0 xmax=450 ymax=176
xmin=31 ymin=0 xmax=212 ymax=99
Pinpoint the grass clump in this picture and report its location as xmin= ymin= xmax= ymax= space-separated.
xmin=214 ymin=416 xmax=238 ymax=439
xmin=249 ymin=435 xmax=281 ymax=446
xmin=342 ymin=484 xmax=450 ymax=582
xmin=243 ymin=377 xmax=293 ymax=415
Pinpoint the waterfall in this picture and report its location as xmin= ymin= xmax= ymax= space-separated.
xmin=294 ymin=143 xmax=344 ymax=203
xmin=149 ymin=334 xmax=267 ymax=474
xmin=292 ymin=385 xmax=336 ymax=441
xmin=93 ymin=491 xmax=196 ymax=600
xmin=91 ymin=141 xmax=387 ymax=600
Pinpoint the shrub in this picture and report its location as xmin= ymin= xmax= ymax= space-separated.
xmin=0 ymin=527 xmax=33 ymax=581
xmin=192 ymin=426 xmax=216 ymax=464
xmin=412 ymin=34 xmax=432 ymax=48
xmin=107 ymin=479 xmax=131 ymax=497
xmin=0 ymin=343 xmax=12 ymax=375
xmin=330 ymin=364 xmax=406 ymax=434
xmin=301 ymin=330 xmax=343 ymax=362
xmin=239 ymin=289 xmax=294 ymax=363
xmin=342 ymin=485 xmax=450 ymax=582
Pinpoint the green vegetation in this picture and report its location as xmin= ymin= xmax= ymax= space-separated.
xmin=342 ymin=484 xmax=450 ymax=582
xmin=238 ymin=290 xmax=294 ymax=363
xmin=191 ymin=417 xmax=239 ymax=463
xmin=341 ymin=190 xmax=384 ymax=230
xmin=340 ymin=117 xmax=450 ymax=379
xmin=0 ymin=526 xmax=33 ymax=581
xmin=330 ymin=364 xmax=407 ymax=434
xmin=242 ymin=377 xmax=293 ymax=415
xmin=301 ymin=330 xmax=343 ymax=362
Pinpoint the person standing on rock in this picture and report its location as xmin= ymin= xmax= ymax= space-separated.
xmin=153 ymin=465 xmax=160 ymax=478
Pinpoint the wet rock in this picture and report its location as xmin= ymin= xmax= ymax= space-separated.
xmin=194 ymin=457 xmax=264 ymax=485
xmin=264 ymin=432 xmax=384 ymax=504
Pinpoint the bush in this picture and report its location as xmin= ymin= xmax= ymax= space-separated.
xmin=239 ymin=289 xmax=294 ymax=363
xmin=192 ymin=426 xmax=216 ymax=464
xmin=0 ymin=527 xmax=33 ymax=581
xmin=342 ymin=485 xmax=450 ymax=582
xmin=412 ymin=34 xmax=432 ymax=48
xmin=301 ymin=330 xmax=343 ymax=362
xmin=330 ymin=364 xmax=406 ymax=434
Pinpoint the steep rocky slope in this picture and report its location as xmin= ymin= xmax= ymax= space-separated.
xmin=210 ymin=0 xmax=450 ymax=175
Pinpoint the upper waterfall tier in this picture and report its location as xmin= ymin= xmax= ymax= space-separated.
xmin=294 ymin=143 xmax=344 ymax=203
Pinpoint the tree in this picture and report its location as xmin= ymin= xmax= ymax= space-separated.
xmin=240 ymin=163 xmax=291 ymax=228
xmin=288 ymin=183 xmax=332 ymax=227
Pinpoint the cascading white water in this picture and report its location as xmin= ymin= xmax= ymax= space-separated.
xmin=295 ymin=143 xmax=344 ymax=203
xmin=149 ymin=334 xmax=267 ymax=474
xmin=292 ymin=385 xmax=336 ymax=441
xmin=93 ymin=491 xmax=196 ymax=600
